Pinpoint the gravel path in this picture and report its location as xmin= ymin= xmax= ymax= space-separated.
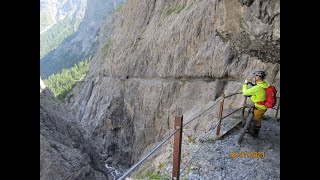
xmin=181 ymin=117 xmax=280 ymax=180
xmin=128 ymin=116 xmax=280 ymax=180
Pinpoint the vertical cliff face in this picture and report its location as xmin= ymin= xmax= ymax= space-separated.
xmin=40 ymin=0 xmax=125 ymax=79
xmin=40 ymin=0 xmax=87 ymax=33
xmin=40 ymin=88 xmax=111 ymax=179
xmin=67 ymin=0 xmax=280 ymax=169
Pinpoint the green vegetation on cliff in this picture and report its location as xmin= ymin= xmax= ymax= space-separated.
xmin=43 ymin=59 xmax=90 ymax=100
xmin=40 ymin=15 xmax=83 ymax=58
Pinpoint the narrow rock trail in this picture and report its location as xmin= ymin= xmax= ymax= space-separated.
xmin=130 ymin=115 xmax=280 ymax=180
xmin=180 ymin=117 xmax=280 ymax=179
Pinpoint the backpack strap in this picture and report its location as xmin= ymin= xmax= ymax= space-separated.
xmin=256 ymin=86 xmax=266 ymax=105
xmin=256 ymin=101 xmax=265 ymax=105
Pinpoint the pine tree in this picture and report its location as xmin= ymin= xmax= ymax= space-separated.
xmin=43 ymin=59 xmax=90 ymax=101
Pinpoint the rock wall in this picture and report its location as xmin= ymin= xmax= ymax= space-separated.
xmin=67 ymin=0 xmax=280 ymax=169
xmin=40 ymin=88 xmax=110 ymax=179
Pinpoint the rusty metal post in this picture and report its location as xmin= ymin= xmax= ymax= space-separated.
xmin=241 ymin=96 xmax=248 ymax=122
xmin=243 ymin=96 xmax=247 ymax=107
xmin=216 ymin=93 xmax=225 ymax=136
xmin=275 ymin=99 xmax=280 ymax=119
xmin=172 ymin=113 xmax=183 ymax=180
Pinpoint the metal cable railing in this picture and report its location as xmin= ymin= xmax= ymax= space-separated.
xmin=118 ymin=128 xmax=180 ymax=180
xmin=182 ymin=97 xmax=222 ymax=128
xmin=118 ymin=91 xmax=280 ymax=179
xmin=224 ymin=92 xmax=243 ymax=99
xmin=117 ymin=97 xmax=222 ymax=179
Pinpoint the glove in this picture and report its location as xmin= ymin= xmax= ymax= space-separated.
xmin=244 ymin=79 xmax=248 ymax=84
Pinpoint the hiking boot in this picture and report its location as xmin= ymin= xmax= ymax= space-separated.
xmin=253 ymin=126 xmax=261 ymax=135
xmin=249 ymin=126 xmax=261 ymax=138
xmin=248 ymin=131 xmax=258 ymax=138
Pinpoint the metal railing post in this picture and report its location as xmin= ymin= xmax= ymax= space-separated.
xmin=243 ymin=96 xmax=247 ymax=107
xmin=216 ymin=93 xmax=225 ymax=136
xmin=240 ymin=95 xmax=248 ymax=122
xmin=172 ymin=111 xmax=183 ymax=180
xmin=275 ymin=99 xmax=280 ymax=120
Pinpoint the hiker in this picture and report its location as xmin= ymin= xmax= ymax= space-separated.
xmin=242 ymin=71 xmax=271 ymax=137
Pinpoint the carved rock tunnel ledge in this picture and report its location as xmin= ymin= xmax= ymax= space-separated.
xmin=88 ymin=74 xmax=242 ymax=84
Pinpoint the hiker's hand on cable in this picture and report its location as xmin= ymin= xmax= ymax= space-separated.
xmin=244 ymin=79 xmax=248 ymax=84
